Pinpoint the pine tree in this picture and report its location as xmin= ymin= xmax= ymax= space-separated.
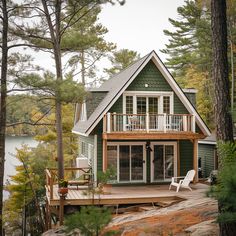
xmin=161 ymin=0 xmax=213 ymax=127
xmin=104 ymin=48 xmax=140 ymax=77
xmin=63 ymin=4 xmax=116 ymax=86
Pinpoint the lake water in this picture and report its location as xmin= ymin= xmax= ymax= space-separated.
xmin=3 ymin=136 xmax=38 ymax=200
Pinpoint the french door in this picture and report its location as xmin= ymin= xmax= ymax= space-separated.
xmin=107 ymin=142 xmax=146 ymax=183
xmin=151 ymin=142 xmax=177 ymax=182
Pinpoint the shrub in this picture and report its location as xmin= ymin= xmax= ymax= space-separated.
xmin=65 ymin=206 xmax=112 ymax=236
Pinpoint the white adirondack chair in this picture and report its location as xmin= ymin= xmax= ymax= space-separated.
xmin=169 ymin=169 xmax=196 ymax=192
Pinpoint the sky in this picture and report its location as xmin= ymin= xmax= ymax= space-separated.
xmin=98 ymin=0 xmax=185 ymax=60
xmin=25 ymin=0 xmax=186 ymax=81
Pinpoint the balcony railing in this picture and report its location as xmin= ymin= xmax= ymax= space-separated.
xmin=103 ymin=113 xmax=195 ymax=133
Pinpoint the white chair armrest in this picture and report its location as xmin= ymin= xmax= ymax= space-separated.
xmin=172 ymin=176 xmax=185 ymax=179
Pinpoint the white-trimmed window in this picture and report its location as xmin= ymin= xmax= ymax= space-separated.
xmin=163 ymin=96 xmax=170 ymax=114
xmin=123 ymin=91 xmax=173 ymax=114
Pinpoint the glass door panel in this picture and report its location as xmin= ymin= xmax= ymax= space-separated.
xmin=137 ymin=97 xmax=146 ymax=114
xmin=107 ymin=146 xmax=118 ymax=181
xmin=153 ymin=145 xmax=164 ymax=181
xmin=149 ymin=97 xmax=158 ymax=129
xmin=164 ymin=145 xmax=174 ymax=180
xmin=119 ymin=145 xmax=130 ymax=181
xmin=131 ymin=145 xmax=143 ymax=181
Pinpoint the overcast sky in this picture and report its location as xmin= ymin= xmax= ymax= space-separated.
xmin=27 ymin=0 xmax=186 ymax=81
xmin=99 ymin=0 xmax=185 ymax=60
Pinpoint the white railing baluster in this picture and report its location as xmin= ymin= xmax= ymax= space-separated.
xmin=191 ymin=115 xmax=195 ymax=132
xmin=164 ymin=113 xmax=167 ymax=133
xmin=107 ymin=112 xmax=111 ymax=133
xmin=146 ymin=113 xmax=149 ymax=133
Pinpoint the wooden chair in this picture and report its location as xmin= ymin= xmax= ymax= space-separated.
xmin=169 ymin=169 xmax=196 ymax=192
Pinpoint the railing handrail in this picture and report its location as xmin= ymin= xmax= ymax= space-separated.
xmin=109 ymin=113 xmax=192 ymax=116
xmin=104 ymin=113 xmax=195 ymax=133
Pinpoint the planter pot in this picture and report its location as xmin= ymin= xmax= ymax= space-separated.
xmin=58 ymin=187 xmax=68 ymax=196
xmin=103 ymin=184 xmax=112 ymax=194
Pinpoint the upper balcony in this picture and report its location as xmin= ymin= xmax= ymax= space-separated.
xmin=102 ymin=113 xmax=204 ymax=140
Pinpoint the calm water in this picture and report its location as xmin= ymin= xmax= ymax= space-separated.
xmin=3 ymin=136 xmax=38 ymax=200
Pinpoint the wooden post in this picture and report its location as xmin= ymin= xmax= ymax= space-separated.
xmin=103 ymin=139 xmax=107 ymax=171
xmin=177 ymin=140 xmax=180 ymax=176
xmin=59 ymin=196 xmax=65 ymax=226
xmin=193 ymin=139 xmax=198 ymax=183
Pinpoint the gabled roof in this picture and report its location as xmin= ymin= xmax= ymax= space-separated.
xmin=72 ymin=50 xmax=211 ymax=137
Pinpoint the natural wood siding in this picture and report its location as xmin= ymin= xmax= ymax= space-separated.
xmin=198 ymin=144 xmax=215 ymax=178
xmin=179 ymin=140 xmax=193 ymax=175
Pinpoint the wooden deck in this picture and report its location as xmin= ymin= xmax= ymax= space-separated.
xmin=46 ymin=184 xmax=207 ymax=206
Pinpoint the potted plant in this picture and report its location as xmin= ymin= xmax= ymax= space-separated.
xmin=58 ymin=179 xmax=68 ymax=196
xmin=97 ymin=167 xmax=116 ymax=194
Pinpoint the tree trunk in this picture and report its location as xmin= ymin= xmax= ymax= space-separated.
xmin=0 ymin=0 xmax=8 ymax=234
xmin=81 ymin=49 xmax=85 ymax=85
xmin=211 ymin=0 xmax=236 ymax=235
xmin=211 ymin=0 xmax=234 ymax=141
xmin=41 ymin=0 xmax=64 ymax=181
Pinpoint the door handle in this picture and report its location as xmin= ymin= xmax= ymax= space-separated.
xmin=143 ymin=160 xmax=145 ymax=164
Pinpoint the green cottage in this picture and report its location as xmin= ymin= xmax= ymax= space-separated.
xmin=72 ymin=50 xmax=211 ymax=185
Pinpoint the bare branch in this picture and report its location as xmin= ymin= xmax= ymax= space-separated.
xmin=6 ymin=121 xmax=54 ymax=127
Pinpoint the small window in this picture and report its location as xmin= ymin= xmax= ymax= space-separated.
xmin=81 ymin=141 xmax=86 ymax=156
xmin=163 ymin=96 xmax=170 ymax=114
xmin=126 ymin=96 xmax=133 ymax=114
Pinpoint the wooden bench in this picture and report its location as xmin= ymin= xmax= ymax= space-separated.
xmin=68 ymin=173 xmax=92 ymax=189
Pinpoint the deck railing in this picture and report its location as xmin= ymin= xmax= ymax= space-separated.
xmin=103 ymin=113 xmax=195 ymax=133
xmin=45 ymin=167 xmax=92 ymax=200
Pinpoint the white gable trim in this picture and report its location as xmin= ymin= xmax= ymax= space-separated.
xmin=151 ymin=52 xmax=210 ymax=136
xmin=85 ymin=51 xmax=210 ymax=136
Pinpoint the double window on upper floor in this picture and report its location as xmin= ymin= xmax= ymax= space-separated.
xmin=123 ymin=91 xmax=174 ymax=115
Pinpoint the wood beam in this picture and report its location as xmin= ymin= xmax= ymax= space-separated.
xmin=177 ymin=140 xmax=180 ymax=176
xmin=193 ymin=139 xmax=198 ymax=183
xmin=103 ymin=139 xmax=107 ymax=171
xmin=103 ymin=132 xmax=205 ymax=140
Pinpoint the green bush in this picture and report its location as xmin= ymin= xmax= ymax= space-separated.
xmin=65 ymin=206 xmax=112 ymax=236
xmin=210 ymin=142 xmax=236 ymax=224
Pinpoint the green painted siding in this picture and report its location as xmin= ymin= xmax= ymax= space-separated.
xmin=179 ymin=140 xmax=193 ymax=176
xmin=107 ymin=61 xmax=189 ymax=115
xmin=174 ymin=95 xmax=188 ymax=114
xmin=109 ymin=96 xmax=123 ymax=114
xmin=87 ymin=92 xmax=107 ymax=118
xmin=96 ymin=121 xmax=103 ymax=173
xmin=127 ymin=61 xmax=172 ymax=92
xmin=198 ymin=144 xmax=215 ymax=178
